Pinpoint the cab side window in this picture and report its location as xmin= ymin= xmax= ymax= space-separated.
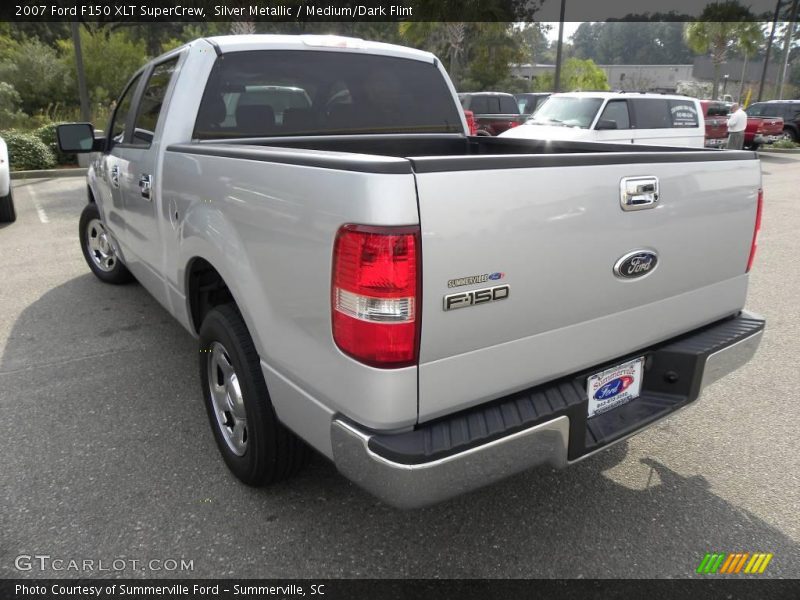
xmin=597 ymin=100 xmax=630 ymax=129
xmin=109 ymin=73 xmax=142 ymax=145
xmin=668 ymin=100 xmax=699 ymax=128
xmin=630 ymin=99 xmax=672 ymax=129
xmin=131 ymin=57 xmax=180 ymax=147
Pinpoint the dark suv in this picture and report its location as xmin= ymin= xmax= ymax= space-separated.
xmin=746 ymin=100 xmax=800 ymax=142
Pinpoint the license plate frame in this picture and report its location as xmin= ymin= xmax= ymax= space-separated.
xmin=586 ymin=357 xmax=645 ymax=418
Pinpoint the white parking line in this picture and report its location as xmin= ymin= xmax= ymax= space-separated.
xmin=26 ymin=182 xmax=49 ymax=224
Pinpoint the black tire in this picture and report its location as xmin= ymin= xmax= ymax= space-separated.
xmin=199 ymin=304 xmax=307 ymax=486
xmin=783 ymin=127 xmax=798 ymax=143
xmin=0 ymin=188 xmax=15 ymax=223
xmin=78 ymin=203 xmax=133 ymax=284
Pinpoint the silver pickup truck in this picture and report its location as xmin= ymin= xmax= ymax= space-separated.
xmin=58 ymin=35 xmax=765 ymax=508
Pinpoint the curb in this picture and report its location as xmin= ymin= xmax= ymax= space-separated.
xmin=11 ymin=168 xmax=88 ymax=180
xmin=757 ymin=148 xmax=800 ymax=154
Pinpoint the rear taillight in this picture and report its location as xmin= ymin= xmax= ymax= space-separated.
xmin=464 ymin=110 xmax=477 ymax=136
xmin=332 ymin=224 xmax=420 ymax=368
xmin=746 ymin=189 xmax=763 ymax=272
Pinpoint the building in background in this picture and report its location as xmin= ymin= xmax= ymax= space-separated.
xmin=511 ymin=64 xmax=694 ymax=93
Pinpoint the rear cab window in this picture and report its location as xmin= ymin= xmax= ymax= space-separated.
xmin=705 ymin=103 xmax=729 ymax=117
xmin=746 ymin=104 xmax=781 ymax=117
xmin=193 ymin=50 xmax=463 ymax=138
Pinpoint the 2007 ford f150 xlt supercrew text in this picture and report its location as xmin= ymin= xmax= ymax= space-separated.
xmin=58 ymin=35 xmax=765 ymax=508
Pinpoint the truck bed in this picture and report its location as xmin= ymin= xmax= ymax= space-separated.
xmin=166 ymin=135 xmax=759 ymax=425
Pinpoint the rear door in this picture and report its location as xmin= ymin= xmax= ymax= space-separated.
xmin=116 ymin=55 xmax=181 ymax=305
xmin=412 ymin=154 xmax=760 ymax=421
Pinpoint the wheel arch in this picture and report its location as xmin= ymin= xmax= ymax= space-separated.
xmin=185 ymin=256 xmax=238 ymax=336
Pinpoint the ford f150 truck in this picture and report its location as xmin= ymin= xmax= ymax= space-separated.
xmin=458 ymin=92 xmax=526 ymax=135
xmin=58 ymin=35 xmax=765 ymax=508
xmin=744 ymin=113 xmax=784 ymax=150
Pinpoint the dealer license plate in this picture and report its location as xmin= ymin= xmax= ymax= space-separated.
xmin=586 ymin=357 xmax=645 ymax=418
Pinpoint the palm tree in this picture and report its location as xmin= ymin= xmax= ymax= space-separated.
xmin=737 ymin=23 xmax=764 ymax=103
xmin=684 ymin=21 xmax=762 ymax=100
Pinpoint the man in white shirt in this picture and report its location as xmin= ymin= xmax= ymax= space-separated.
xmin=726 ymin=103 xmax=747 ymax=150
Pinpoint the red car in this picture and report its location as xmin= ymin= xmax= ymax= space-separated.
xmin=744 ymin=112 xmax=784 ymax=150
xmin=699 ymin=100 xmax=729 ymax=148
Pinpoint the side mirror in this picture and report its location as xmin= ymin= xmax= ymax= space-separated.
xmin=57 ymin=123 xmax=104 ymax=153
xmin=595 ymin=119 xmax=618 ymax=130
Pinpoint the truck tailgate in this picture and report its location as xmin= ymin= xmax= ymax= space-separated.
xmin=412 ymin=156 xmax=760 ymax=422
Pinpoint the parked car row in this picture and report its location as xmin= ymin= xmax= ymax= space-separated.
xmin=459 ymin=90 xmax=798 ymax=151
xmin=700 ymin=100 xmax=786 ymax=150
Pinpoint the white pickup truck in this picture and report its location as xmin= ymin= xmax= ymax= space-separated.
xmin=58 ymin=35 xmax=765 ymax=508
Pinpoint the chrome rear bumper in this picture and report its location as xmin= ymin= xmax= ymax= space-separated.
xmin=331 ymin=312 xmax=764 ymax=509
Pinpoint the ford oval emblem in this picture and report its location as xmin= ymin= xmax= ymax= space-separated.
xmin=614 ymin=250 xmax=658 ymax=279
xmin=594 ymin=376 xmax=634 ymax=400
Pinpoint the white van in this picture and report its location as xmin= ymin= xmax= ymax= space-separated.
xmin=500 ymin=92 xmax=705 ymax=148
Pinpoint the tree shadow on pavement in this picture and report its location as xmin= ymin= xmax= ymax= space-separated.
xmin=1 ymin=274 xmax=797 ymax=579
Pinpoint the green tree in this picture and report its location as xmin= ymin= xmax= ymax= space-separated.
xmin=466 ymin=23 xmax=526 ymax=89
xmin=512 ymin=23 xmax=551 ymax=64
xmin=0 ymin=37 xmax=69 ymax=114
xmin=400 ymin=22 xmax=523 ymax=90
xmin=572 ymin=20 xmax=694 ymax=65
xmin=534 ymin=58 xmax=610 ymax=92
xmin=0 ymin=82 xmax=28 ymax=129
xmin=58 ymin=28 xmax=148 ymax=112
xmin=683 ymin=1 xmax=760 ymax=99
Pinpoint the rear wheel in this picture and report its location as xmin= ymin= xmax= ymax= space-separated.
xmin=0 ymin=188 xmax=15 ymax=223
xmin=782 ymin=127 xmax=798 ymax=143
xmin=199 ymin=304 xmax=307 ymax=485
xmin=78 ymin=203 xmax=133 ymax=284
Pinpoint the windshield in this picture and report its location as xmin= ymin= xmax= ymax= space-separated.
xmin=526 ymin=96 xmax=603 ymax=128
xmin=194 ymin=51 xmax=463 ymax=138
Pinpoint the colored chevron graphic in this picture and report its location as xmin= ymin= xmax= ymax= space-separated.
xmin=696 ymin=552 xmax=773 ymax=574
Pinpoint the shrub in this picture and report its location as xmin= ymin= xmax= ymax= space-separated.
xmin=1 ymin=131 xmax=56 ymax=171
xmin=33 ymin=122 xmax=77 ymax=165
xmin=771 ymin=139 xmax=800 ymax=149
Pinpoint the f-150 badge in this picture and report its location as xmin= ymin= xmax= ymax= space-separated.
xmin=444 ymin=285 xmax=510 ymax=311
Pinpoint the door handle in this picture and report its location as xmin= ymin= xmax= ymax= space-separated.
xmin=620 ymin=176 xmax=659 ymax=211
xmin=139 ymin=174 xmax=152 ymax=201
xmin=110 ymin=165 xmax=120 ymax=189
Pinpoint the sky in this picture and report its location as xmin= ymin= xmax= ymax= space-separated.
xmin=542 ymin=22 xmax=584 ymax=43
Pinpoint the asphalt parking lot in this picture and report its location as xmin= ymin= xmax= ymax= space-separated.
xmin=1 ymin=155 xmax=799 ymax=579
